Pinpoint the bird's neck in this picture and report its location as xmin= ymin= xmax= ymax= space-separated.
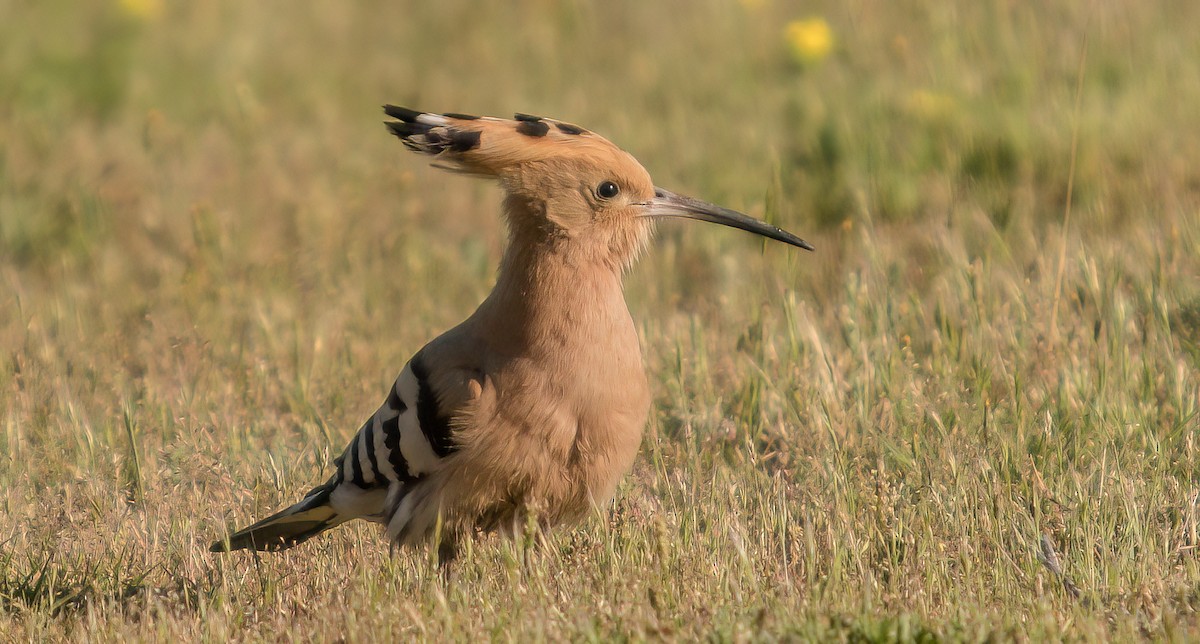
xmin=473 ymin=236 xmax=636 ymax=358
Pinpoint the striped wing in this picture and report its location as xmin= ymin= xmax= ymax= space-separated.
xmin=327 ymin=350 xmax=460 ymax=520
xmin=210 ymin=348 xmax=470 ymax=552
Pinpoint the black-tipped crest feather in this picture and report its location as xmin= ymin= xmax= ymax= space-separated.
xmin=383 ymin=104 xmax=424 ymax=123
xmin=385 ymin=106 xmax=482 ymax=165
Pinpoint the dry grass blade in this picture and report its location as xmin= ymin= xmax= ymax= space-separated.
xmin=1037 ymin=534 xmax=1084 ymax=603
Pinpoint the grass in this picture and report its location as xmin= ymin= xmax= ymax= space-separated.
xmin=2 ymin=0 xmax=1199 ymax=640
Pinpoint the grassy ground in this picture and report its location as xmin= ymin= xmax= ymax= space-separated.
xmin=3 ymin=0 xmax=1200 ymax=640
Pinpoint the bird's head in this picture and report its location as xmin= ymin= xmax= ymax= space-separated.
xmin=385 ymin=106 xmax=813 ymax=270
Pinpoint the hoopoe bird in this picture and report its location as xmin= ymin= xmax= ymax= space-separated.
xmin=210 ymin=106 xmax=813 ymax=560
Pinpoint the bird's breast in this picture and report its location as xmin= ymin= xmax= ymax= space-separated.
xmin=444 ymin=309 xmax=649 ymax=526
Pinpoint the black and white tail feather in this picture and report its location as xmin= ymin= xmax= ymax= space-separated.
xmin=208 ymin=480 xmax=344 ymax=552
xmin=210 ymin=353 xmax=452 ymax=553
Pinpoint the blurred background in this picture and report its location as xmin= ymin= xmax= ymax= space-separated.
xmin=5 ymin=1 xmax=1197 ymax=283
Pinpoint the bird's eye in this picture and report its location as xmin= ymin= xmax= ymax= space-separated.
xmin=596 ymin=181 xmax=620 ymax=199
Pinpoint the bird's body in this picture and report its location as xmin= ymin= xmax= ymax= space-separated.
xmin=212 ymin=107 xmax=811 ymax=558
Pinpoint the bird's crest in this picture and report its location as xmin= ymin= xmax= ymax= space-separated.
xmin=384 ymin=105 xmax=625 ymax=178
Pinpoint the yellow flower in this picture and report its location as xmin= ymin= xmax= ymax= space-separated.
xmin=785 ymin=18 xmax=834 ymax=65
xmin=119 ymin=0 xmax=164 ymax=21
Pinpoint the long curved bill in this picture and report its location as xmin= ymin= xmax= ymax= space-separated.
xmin=645 ymin=187 xmax=814 ymax=251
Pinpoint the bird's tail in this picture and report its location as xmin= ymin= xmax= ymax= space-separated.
xmin=210 ymin=481 xmax=349 ymax=552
